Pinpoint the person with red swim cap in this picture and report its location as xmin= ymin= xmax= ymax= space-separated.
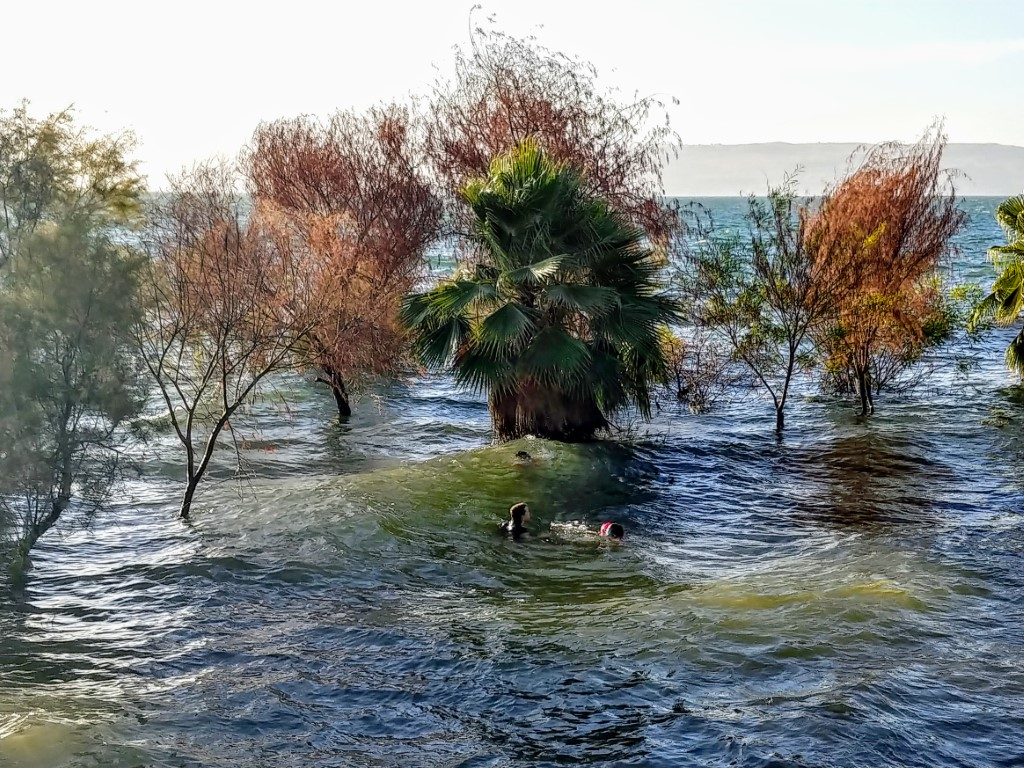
xmin=600 ymin=522 xmax=625 ymax=540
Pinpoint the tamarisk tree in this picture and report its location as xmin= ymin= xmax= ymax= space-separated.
xmin=683 ymin=182 xmax=834 ymax=433
xmin=808 ymin=126 xmax=965 ymax=415
xmin=136 ymin=162 xmax=328 ymax=519
xmin=0 ymin=103 xmax=146 ymax=573
xmin=426 ymin=15 xmax=681 ymax=248
xmin=245 ymin=105 xmax=442 ymax=419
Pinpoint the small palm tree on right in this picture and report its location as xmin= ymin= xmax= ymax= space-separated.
xmin=401 ymin=139 xmax=678 ymax=442
xmin=972 ymin=194 xmax=1024 ymax=375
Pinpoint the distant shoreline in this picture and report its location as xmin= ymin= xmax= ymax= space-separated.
xmin=663 ymin=142 xmax=1024 ymax=197
xmin=663 ymin=194 xmax=1009 ymax=200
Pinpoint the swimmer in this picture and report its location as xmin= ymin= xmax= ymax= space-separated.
xmin=514 ymin=450 xmax=532 ymax=462
xmin=599 ymin=522 xmax=625 ymax=540
xmin=499 ymin=502 xmax=531 ymax=539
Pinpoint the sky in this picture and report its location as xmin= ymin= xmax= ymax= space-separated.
xmin=4 ymin=0 xmax=1023 ymax=186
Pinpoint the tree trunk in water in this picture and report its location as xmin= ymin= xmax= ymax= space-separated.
xmin=320 ymin=366 xmax=352 ymax=420
xmin=775 ymin=406 xmax=785 ymax=434
xmin=489 ymin=385 xmax=609 ymax=442
xmin=15 ymin=448 xmax=74 ymax=567
xmin=490 ymin=389 xmax=520 ymax=440
xmin=11 ymin=502 xmax=64 ymax=579
xmin=179 ymin=477 xmax=199 ymax=520
xmin=856 ymin=368 xmax=874 ymax=416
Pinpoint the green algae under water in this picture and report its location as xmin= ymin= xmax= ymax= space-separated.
xmin=1 ymin=199 xmax=1023 ymax=767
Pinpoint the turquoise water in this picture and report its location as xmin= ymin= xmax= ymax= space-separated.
xmin=1 ymin=199 xmax=1022 ymax=767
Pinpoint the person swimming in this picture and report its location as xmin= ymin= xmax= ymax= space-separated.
xmin=599 ymin=522 xmax=625 ymax=540
xmin=499 ymin=502 xmax=531 ymax=539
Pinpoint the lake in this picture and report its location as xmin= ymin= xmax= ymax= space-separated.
xmin=1 ymin=197 xmax=1022 ymax=767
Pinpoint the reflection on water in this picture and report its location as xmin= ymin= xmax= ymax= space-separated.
xmin=790 ymin=430 xmax=949 ymax=528
xmin=2 ymin=199 xmax=1024 ymax=767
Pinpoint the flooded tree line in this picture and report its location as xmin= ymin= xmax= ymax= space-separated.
xmin=0 ymin=21 xmax=1021 ymax=576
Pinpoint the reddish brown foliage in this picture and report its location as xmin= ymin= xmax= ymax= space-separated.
xmin=426 ymin=18 xmax=681 ymax=247
xmin=807 ymin=126 xmax=966 ymax=413
xmin=244 ymin=105 xmax=442 ymax=415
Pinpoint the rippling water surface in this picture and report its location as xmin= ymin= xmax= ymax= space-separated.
xmin=2 ymin=198 xmax=1023 ymax=767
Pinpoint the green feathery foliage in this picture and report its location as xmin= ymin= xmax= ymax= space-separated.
xmin=0 ymin=102 xmax=146 ymax=577
xmin=971 ymin=194 xmax=1024 ymax=376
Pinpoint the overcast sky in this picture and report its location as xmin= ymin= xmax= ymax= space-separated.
xmin=4 ymin=0 xmax=1022 ymax=185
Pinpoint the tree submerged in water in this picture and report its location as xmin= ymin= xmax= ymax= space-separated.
xmin=807 ymin=125 xmax=966 ymax=415
xmin=0 ymin=103 xmax=147 ymax=575
xmin=245 ymin=105 xmax=442 ymax=420
xmin=681 ymin=181 xmax=828 ymax=433
xmin=135 ymin=161 xmax=330 ymax=520
xmin=402 ymin=140 xmax=678 ymax=442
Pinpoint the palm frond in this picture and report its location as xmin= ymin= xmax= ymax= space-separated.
xmin=453 ymin=346 xmax=514 ymax=393
xmin=995 ymin=194 xmax=1024 ymax=241
xmin=587 ymin=346 xmax=626 ymax=410
xmin=989 ymin=241 xmax=1024 ymax=270
xmin=968 ymin=290 xmax=1000 ymax=331
xmin=1006 ymin=328 xmax=1024 ymax=378
xmin=499 ymin=255 xmax=565 ymax=287
xmin=426 ymin=280 xmax=499 ymax=316
xmin=997 ymin=283 xmax=1024 ymax=324
xmin=541 ymin=284 xmax=620 ymax=315
xmin=411 ymin=315 xmax=471 ymax=369
xmin=516 ymin=326 xmax=591 ymax=387
xmin=476 ymin=302 xmax=536 ymax=352
xmin=597 ymin=309 xmax=664 ymax=356
xmin=400 ymin=292 xmax=436 ymax=329
xmin=987 ymin=261 xmax=1024 ymax=323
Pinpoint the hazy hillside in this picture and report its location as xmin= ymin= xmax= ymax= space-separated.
xmin=663 ymin=143 xmax=1024 ymax=197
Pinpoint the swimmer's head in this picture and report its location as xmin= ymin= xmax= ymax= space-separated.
xmin=600 ymin=522 xmax=624 ymax=539
xmin=514 ymin=450 xmax=532 ymax=461
xmin=510 ymin=502 xmax=531 ymax=526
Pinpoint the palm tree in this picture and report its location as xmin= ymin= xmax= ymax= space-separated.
xmin=401 ymin=139 xmax=678 ymax=441
xmin=972 ymin=194 xmax=1024 ymax=375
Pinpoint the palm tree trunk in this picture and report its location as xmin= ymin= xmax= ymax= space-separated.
xmin=489 ymin=386 xmax=608 ymax=442
xmin=490 ymin=389 xmax=521 ymax=440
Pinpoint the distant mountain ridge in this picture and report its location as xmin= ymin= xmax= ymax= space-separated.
xmin=662 ymin=142 xmax=1024 ymax=197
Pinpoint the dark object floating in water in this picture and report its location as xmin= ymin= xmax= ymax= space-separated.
xmin=499 ymin=502 xmax=532 ymax=539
